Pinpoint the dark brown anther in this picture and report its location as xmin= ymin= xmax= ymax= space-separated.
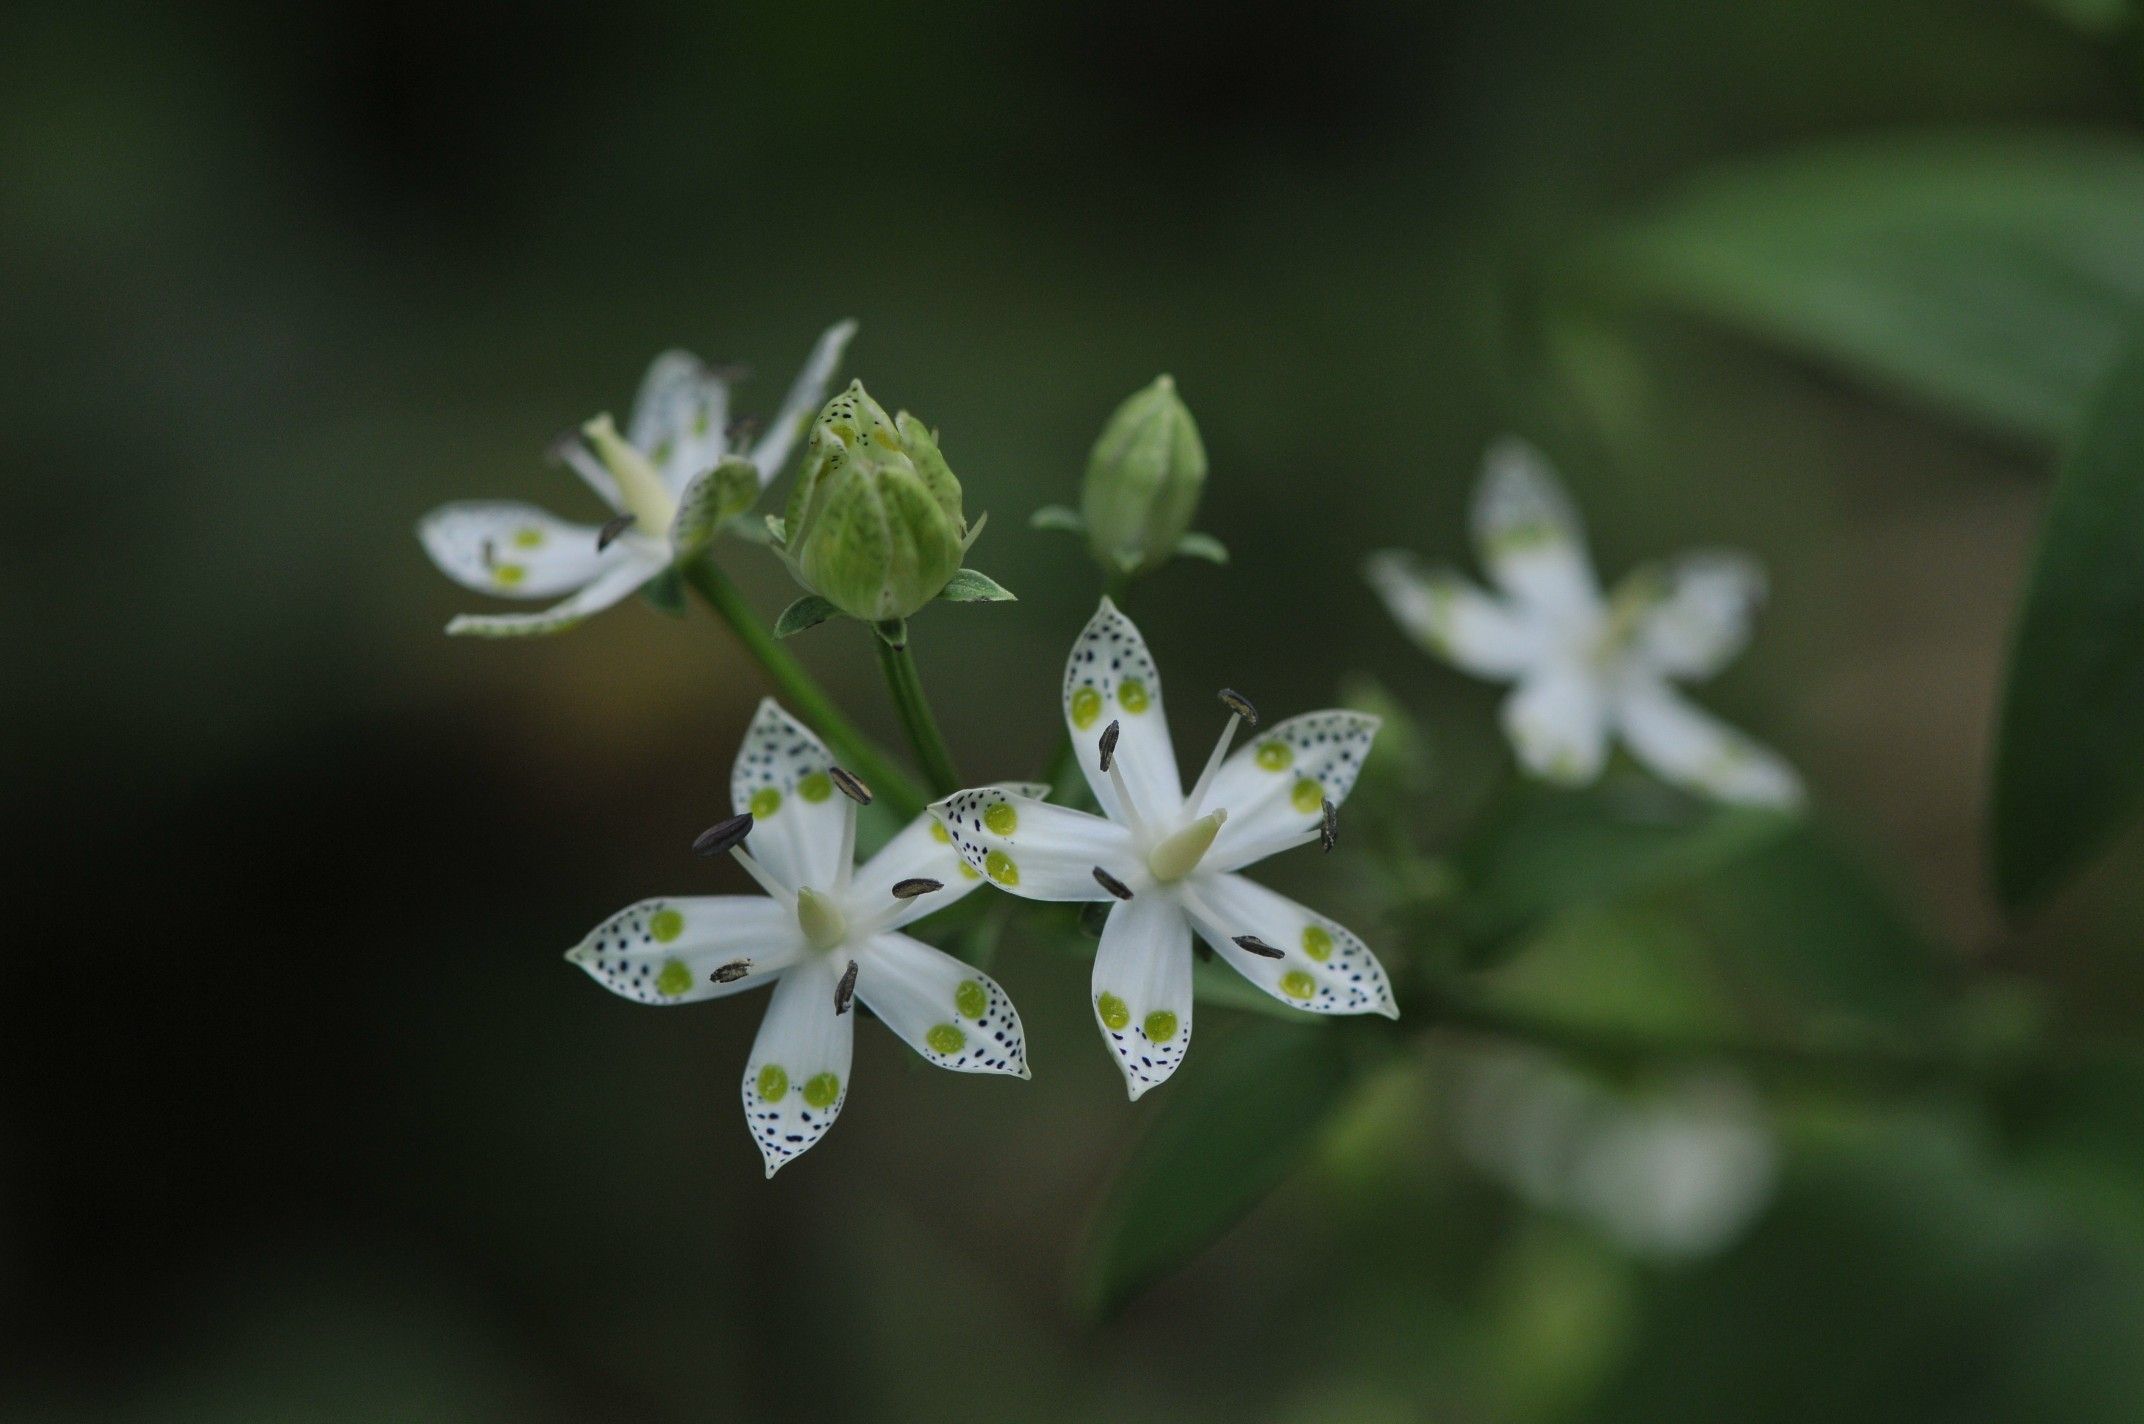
xmin=1320 ymin=797 xmax=1339 ymax=853
xmin=1218 ymin=688 xmax=1259 ymax=727
xmin=1194 ymin=939 xmax=1214 ymax=963
xmin=1232 ymin=934 xmax=1285 ymax=959
xmin=692 ymin=812 xmax=755 ymax=857
xmin=1098 ymin=719 xmax=1122 ymax=773
xmin=597 ymin=513 xmax=638 ymax=551
xmin=892 ymin=878 xmax=943 ymax=899
xmin=710 ymin=959 xmax=753 ymax=984
xmin=1092 ymin=866 xmax=1134 ymax=900
xmin=834 ymin=959 xmax=859 ymax=1015
xmin=829 ymin=766 xmax=873 ymax=806
xmin=479 ymin=538 xmax=497 ymax=569
xmin=725 ymin=415 xmax=761 ymax=445
xmin=1079 ymin=901 xmax=1112 ymax=938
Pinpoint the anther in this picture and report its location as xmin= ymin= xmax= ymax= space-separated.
xmin=479 ymin=538 xmax=497 ymax=569
xmin=829 ymin=766 xmax=873 ymax=805
xmin=597 ymin=513 xmax=637 ymax=550
xmin=891 ymin=878 xmax=942 ymax=899
xmin=692 ymin=812 xmax=755 ymax=857
xmin=1098 ymin=719 xmax=1121 ymax=773
xmin=1218 ymin=688 xmax=1259 ymax=726
xmin=1232 ymin=934 xmax=1285 ymax=959
xmin=1079 ymin=901 xmax=1112 ymax=938
xmin=1092 ymin=866 xmax=1134 ymax=900
xmin=726 ymin=415 xmax=762 ymax=445
xmin=710 ymin=959 xmax=753 ymax=984
xmin=833 ymin=959 xmax=859 ymax=1015
xmin=1320 ymin=797 xmax=1339 ymax=853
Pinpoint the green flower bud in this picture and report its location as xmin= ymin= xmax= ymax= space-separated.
xmin=1081 ymin=375 xmax=1208 ymax=576
xmin=782 ymin=381 xmax=971 ymax=623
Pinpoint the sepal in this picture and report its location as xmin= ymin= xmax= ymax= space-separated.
xmin=937 ymin=568 xmax=1017 ymax=603
xmin=774 ymin=595 xmax=841 ymax=638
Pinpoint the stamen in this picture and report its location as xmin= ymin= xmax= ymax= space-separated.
xmin=1098 ymin=719 xmax=1121 ymax=773
xmin=1232 ymin=934 xmax=1285 ymax=959
xmin=1092 ymin=866 xmax=1134 ymax=900
xmin=834 ymin=778 xmax=860 ymax=892
xmin=833 ymin=959 xmax=859 ymax=1015
xmin=1104 ymin=754 xmax=1148 ymax=836
xmin=729 ymin=846 xmax=792 ymax=904
xmin=1320 ymin=797 xmax=1339 ymax=853
xmin=710 ymin=959 xmax=753 ymax=983
xmin=892 ymin=877 xmax=942 ymax=899
xmin=1217 ymin=688 xmax=1259 ymax=726
xmin=692 ymin=812 xmax=755 ymax=857
xmin=597 ymin=513 xmax=637 ymax=551
xmin=1187 ymin=700 xmax=1247 ymax=813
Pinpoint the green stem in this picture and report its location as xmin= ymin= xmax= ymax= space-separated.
xmin=681 ymin=555 xmax=926 ymax=818
xmin=875 ymin=634 xmax=963 ymax=797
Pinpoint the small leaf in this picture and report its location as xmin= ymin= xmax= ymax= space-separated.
xmin=1076 ymin=1021 xmax=1369 ymax=1319
xmin=1173 ymin=531 xmax=1229 ymax=564
xmin=1029 ymin=504 xmax=1085 ymax=533
xmin=772 ymin=595 xmax=839 ymax=638
xmin=1993 ymin=327 xmax=2144 ymax=908
xmin=937 ymin=568 xmax=1017 ymax=603
xmin=763 ymin=515 xmax=788 ymax=544
xmin=640 ymin=567 xmax=687 ymax=617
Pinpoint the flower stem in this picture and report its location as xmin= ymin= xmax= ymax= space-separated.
xmin=875 ymin=635 xmax=964 ymax=797
xmin=680 ymin=555 xmax=926 ymax=818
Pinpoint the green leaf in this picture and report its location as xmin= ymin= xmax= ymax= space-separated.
xmin=2029 ymin=0 xmax=2130 ymax=34
xmin=1580 ymin=132 xmax=2144 ymax=441
xmin=639 ymin=567 xmax=686 ymax=617
xmin=936 ymin=568 xmax=1017 ymax=602
xmin=772 ymin=595 xmax=839 ymax=638
xmin=1029 ymin=503 xmax=1085 ymax=533
xmin=1173 ymin=530 xmax=1229 ymax=564
xmin=1076 ymin=1022 xmax=1368 ymax=1319
xmin=1993 ymin=329 xmax=2144 ymax=908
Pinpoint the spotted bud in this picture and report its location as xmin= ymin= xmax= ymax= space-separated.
xmin=781 ymin=381 xmax=970 ymax=622
xmin=1081 ymin=375 xmax=1208 ymax=577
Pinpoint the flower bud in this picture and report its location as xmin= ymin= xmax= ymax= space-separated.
xmin=782 ymin=381 xmax=970 ymax=623
xmin=1081 ymin=375 xmax=1208 ymax=576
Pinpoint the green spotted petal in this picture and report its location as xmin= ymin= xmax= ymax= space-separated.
xmin=565 ymin=896 xmax=802 ymax=1005
xmin=1181 ymin=873 xmax=1396 ymax=1019
xmin=444 ymin=556 xmax=664 ymax=638
xmin=855 ymin=932 xmax=1029 ymax=1078
xmin=742 ymin=954 xmax=856 ymax=1176
xmin=730 ymin=699 xmax=849 ymax=892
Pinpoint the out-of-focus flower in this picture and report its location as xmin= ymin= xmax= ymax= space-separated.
xmin=567 ymin=699 xmax=1034 ymax=1175
xmin=418 ymin=322 xmax=854 ymax=636
xmin=1365 ymin=438 xmax=1801 ymax=806
xmin=931 ymin=599 xmax=1395 ymax=1099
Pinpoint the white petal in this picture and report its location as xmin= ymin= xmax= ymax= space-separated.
xmin=419 ymin=500 xmax=623 ymax=599
xmin=1204 ymin=710 xmax=1381 ymax=873
xmin=1364 ymin=551 xmax=1542 ymax=678
xmin=742 ymin=955 xmax=856 ymax=1176
xmin=929 ymin=787 xmax=1138 ymax=902
xmin=1629 ymin=551 xmax=1766 ymax=681
xmin=855 ymin=932 xmax=1028 ymax=1078
xmin=1471 ymin=438 xmax=1604 ymax=622
xmin=627 ymin=350 xmax=734 ymax=492
xmin=747 ymin=320 xmax=859 ymax=481
xmin=849 ymin=786 xmax=1050 ymax=928
xmin=1615 ymin=680 xmax=1803 ymax=807
xmin=565 ymin=896 xmax=801 ymax=1004
xmin=444 ymin=555 xmax=663 ymax=638
xmin=1062 ymin=597 xmax=1183 ymax=826
xmin=1182 ymin=873 xmax=1396 ymax=1018
xmin=1502 ymin=661 xmax=1609 ymax=785
xmin=1090 ymin=893 xmax=1195 ymax=1099
xmin=730 ymin=700 xmax=850 ymax=892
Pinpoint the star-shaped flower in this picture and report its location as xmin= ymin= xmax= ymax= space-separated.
xmin=568 ymin=699 xmax=1034 ymax=1175
xmin=419 ymin=321 xmax=855 ymax=637
xmin=1364 ymin=438 xmax=1802 ymax=807
xmin=930 ymin=600 xmax=1397 ymax=1100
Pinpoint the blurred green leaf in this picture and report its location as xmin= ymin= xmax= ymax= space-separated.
xmin=2029 ymin=0 xmax=2130 ymax=35
xmin=1076 ymin=1021 xmax=1371 ymax=1319
xmin=1993 ymin=329 xmax=2144 ymax=908
xmin=1581 ymin=132 xmax=2144 ymax=441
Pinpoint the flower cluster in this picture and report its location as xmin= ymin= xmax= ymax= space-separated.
xmin=419 ymin=328 xmax=1803 ymax=1176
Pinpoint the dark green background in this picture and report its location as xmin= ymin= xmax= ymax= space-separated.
xmin=10 ymin=1 xmax=2144 ymax=1419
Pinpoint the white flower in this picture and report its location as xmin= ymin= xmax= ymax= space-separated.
xmin=1365 ymin=438 xmax=1803 ymax=807
xmin=418 ymin=321 xmax=855 ymax=637
xmin=929 ymin=599 xmax=1397 ymax=1100
xmin=567 ymin=698 xmax=1033 ymax=1176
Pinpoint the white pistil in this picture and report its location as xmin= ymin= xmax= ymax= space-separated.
xmin=729 ymin=846 xmax=794 ymax=906
xmin=796 ymin=887 xmax=848 ymax=952
xmin=1185 ymin=710 xmax=1243 ymax=814
xmin=1148 ymin=808 xmax=1227 ymax=883
xmin=582 ymin=414 xmax=679 ymax=538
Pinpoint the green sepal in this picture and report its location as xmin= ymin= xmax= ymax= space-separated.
xmin=640 ymin=567 xmax=687 ymax=617
xmin=773 ymin=595 xmax=841 ymax=638
xmin=670 ymin=457 xmax=762 ymax=556
xmin=873 ymin=618 xmax=909 ymax=649
xmin=763 ymin=515 xmax=788 ymax=544
xmin=937 ymin=568 xmax=1017 ymax=603
xmin=1030 ymin=504 xmax=1085 ymax=533
xmin=1174 ymin=530 xmax=1229 ymax=565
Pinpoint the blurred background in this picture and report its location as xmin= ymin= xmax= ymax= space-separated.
xmin=11 ymin=0 xmax=2144 ymax=1418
